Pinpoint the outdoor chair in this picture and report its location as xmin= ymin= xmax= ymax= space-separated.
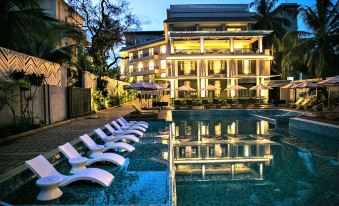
xmin=292 ymin=98 xmax=304 ymax=108
xmin=25 ymin=155 xmax=114 ymax=187
xmin=94 ymin=128 xmax=140 ymax=145
xmin=112 ymin=120 xmax=146 ymax=133
xmin=105 ymin=123 xmax=144 ymax=138
xmin=202 ymin=99 xmax=212 ymax=109
xmin=128 ymin=105 xmax=158 ymax=119
xmin=212 ymin=98 xmax=221 ymax=108
xmin=80 ymin=134 xmax=135 ymax=158
xmin=115 ymin=118 xmax=147 ymax=131
xmin=174 ymin=100 xmax=182 ymax=110
xmin=58 ymin=142 xmax=126 ymax=174
xmin=119 ymin=116 xmax=149 ymax=127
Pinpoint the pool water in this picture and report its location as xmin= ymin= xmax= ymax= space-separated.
xmin=2 ymin=122 xmax=170 ymax=205
xmin=170 ymin=111 xmax=339 ymax=206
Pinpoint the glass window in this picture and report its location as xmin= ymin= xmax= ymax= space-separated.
xmin=128 ymin=53 xmax=133 ymax=60
xmin=149 ymin=48 xmax=154 ymax=56
xmin=160 ymin=45 xmax=167 ymax=54
xmin=161 ymin=60 xmax=167 ymax=70
xmin=138 ymin=50 xmax=143 ymax=58
xmin=149 ymin=61 xmax=154 ymax=70
xmin=227 ymin=27 xmax=242 ymax=31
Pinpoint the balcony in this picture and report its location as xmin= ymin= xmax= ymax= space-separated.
xmin=233 ymin=48 xmax=260 ymax=54
xmin=171 ymin=48 xmax=266 ymax=56
xmin=237 ymin=67 xmax=257 ymax=76
xmin=129 ymin=51 xmax=159 ymax=63
xmin=204 ymin=48 xmax=231 ymax=54
xmin=174 ymin=49 xmax=201 ymax=55
xmin=131 ymin=66 xmax=159 ymax=76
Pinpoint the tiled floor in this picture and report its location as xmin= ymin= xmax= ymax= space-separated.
xmin=0 ymin=104 xmax=135 ymax=175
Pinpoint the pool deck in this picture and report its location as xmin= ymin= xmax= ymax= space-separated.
xmin=0 ymin=103 xmax=135 ymax=180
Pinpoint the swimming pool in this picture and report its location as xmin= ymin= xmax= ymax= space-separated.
xmin=170 ymin=110 xmax=339 ymax=206
xmin=1 ymin=109 xmax=338 ymax=205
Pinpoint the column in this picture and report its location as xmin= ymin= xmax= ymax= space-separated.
xmin=174 ymin=79 xmax=178 ymax=98
xmin=197 ymin=60 xmax=201 ymax=97
xmin=259 ymin=163 xmax=263 ymax=179
xmin=230 ymin=37 xmax=234 ymax=53
xmin=202 ymin=165 xmax=206 ymax=179
xmin=170 ymin=38 xmax=174 ymax=54
xmin=258 ymin=36 xmax=263 ymax=53
xmin=200 ymin=37 xmax=204 ymax=53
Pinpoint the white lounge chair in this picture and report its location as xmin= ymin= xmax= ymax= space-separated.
xmin=94 ymin=128 xmax=140 ymax=145
xmin=58 ymin=143 xmax=126 ymax=174
xmin=119 ymin=116 xmax=149 ymax=128
xmin=25 ymin=155 xmax=114 ymax=187
xmin=80 ymin=134 xmax=135 ymax=158
xmin=113 ymin=120 xmax=146 ymax=133
xmin=105 ymin=123 xmax=144 ymax=138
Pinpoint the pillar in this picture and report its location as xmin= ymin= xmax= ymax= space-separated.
xmin=200 ymin=37 xmax=204 ymax=53
xmin=230 ymin=37 xmax=234 ymax=53
xmin=258 ymin=36 xmax=263 ymax=53
xmin=170 ymin=38 xmax=174 ymax=54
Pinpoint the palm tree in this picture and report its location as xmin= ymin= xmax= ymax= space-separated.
xmin=300 ymin=0 xmax=339 ymax=77
xmin=249 ymin=0 xmax=291 ymax=38
xmin=0 ymin=0 xmax=82 ymax=64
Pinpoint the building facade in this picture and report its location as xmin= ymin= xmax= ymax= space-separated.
xmin=120 ymin=4 xmax=296 ymax=101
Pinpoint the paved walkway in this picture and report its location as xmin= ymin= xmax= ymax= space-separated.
xmin=0 ymin=103 xmax=135 ymax=176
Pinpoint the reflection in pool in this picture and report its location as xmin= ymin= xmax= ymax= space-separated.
xmin=169 ymin=113 xmax=339 ymax=206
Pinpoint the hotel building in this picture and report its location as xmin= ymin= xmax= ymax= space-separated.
xmin=120 ymin=4 xmax=297 ymax=102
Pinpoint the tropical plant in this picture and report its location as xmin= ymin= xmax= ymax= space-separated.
xmin=250 ymin=0 xmax=291 ymax=38
xmin=299 ymin=0 xmax=339 ymax=77
xmin=0 ymin=0 xmax=82 ymax=64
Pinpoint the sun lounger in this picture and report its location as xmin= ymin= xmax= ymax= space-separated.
xmin=119 ymin=116 xmax=149 ymax=128
xmin=80 ymin=134 xmax=135 ymax=157
xmin=105 ymin=123 xmax=144 ymax=138
xmin=25 ymin=155 xmax=114 ymax=187
xmin=94 ymin=128 xmax=140 ymax=145
xmin=112 ymin=120 xmax=146 ymax=133
xmin=58 ymin=143 xmax=126 ymax=173
xmin=130 ymin=105 xmax=158 ymax=119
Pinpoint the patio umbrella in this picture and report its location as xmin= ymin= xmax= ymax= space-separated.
xmin=249 ymin=84 xmax=270 ymax=90
xmin=292 ymin=82 xmax=317 ymax=89
xmin=281 ymin=81 xmax=297 ymax=89
xmin=202 ymin=85 xmax=217 ymax=90
xmin=178 ymin=85 xmax=196 ymax=92
xmin=126 ymin=81 xmax=152 ymax=90
xmin=317 ymin=76 xmax=339 ymax=106
xmin=178 ymin=85 xmax=196 ymax=98
xmin=224 ymin=85 xmax=247 ymax=90
xmin=281 ymin=81 xmax=297 ymax=102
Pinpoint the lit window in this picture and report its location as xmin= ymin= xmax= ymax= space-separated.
xmin=128 ymin=65 xmax=133 ymax=73
xmin=227 ymin=28 xmax=241 ymax=31
xmin=161 ymin=60 xmax=166 ymax=70
xmin=149 ymin=61 xmax=154 ymax=70
xmin=129 ymin=53 xmax=133 ymax=60
xmin=149 ymin=48 xmax=154 ymax=56
xmin=138 ymin=63 xmax=143 ymax=71
xmin=160 ymin=73 xmax=167 ymax=78
xmin=160 ymin=45 xmax=166 ymax=54
xmin=138 ymin=50 xmax=143 ymax=58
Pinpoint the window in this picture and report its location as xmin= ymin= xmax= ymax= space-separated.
xmin=128 ymin=53 xmax=133 ymax=60
xmin=149 ymin=48 xmax=154 ymax=56
xmin=128 ymin=65 xmax=133 ymax=73
xmin=160 ymin=73 xmax=167 ymax=78
xmin=149 ymin=61 xmax=154 ymax=70
xmin=202 ymin=27 xmax=217 ymax=31
xmin=138 ymin=63 xmax=143 ymax=71
xmin=161 ymin=60 xmax=167 ymax=70
xmin=227 ymin=27 xmax=241 ymax=31
xmin=138 ymin=50 xmax=143 ymax=58
xmin=160 ymin=45 xmax=167 ymax=54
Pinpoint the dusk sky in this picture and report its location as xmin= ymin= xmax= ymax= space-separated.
xmin=127 ymin=0 xmax=320 ymax=33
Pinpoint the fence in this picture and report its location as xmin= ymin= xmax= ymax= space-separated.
xmin=67 ymin=87 xmax=91 ymax=118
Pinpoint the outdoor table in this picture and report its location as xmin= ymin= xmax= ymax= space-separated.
xmin=36 ymin=175 xmax=63 ymax=201
xmin=69 ymin=157 xmax=87 ymax=174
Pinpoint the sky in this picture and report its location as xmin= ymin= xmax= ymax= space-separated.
xmin=126 ymin=0 xmax=318 ymax=32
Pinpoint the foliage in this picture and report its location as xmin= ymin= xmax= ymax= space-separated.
xmin=91 ymin=90 xmax=107 ymax=111
xmin=250 ymin=0 xmax=291 ymax=38
xmin=299 ymin=0 xmax=339 ymax=77
xmin=0 ymin=0 xmax=82 ymax=63
xmin=68 ymin=0 xmax=139 ymax=79
xmin=9 ymin=70 xmax=45 ymax=124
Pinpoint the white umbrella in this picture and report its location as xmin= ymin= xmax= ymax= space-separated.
xmin=292 ymin=82 xmax=317 ymax=88
xmin=281 ymin=81 xmax=297 ymax=89
xmin=178 ymin=85 xmax=196 ymax=92
xmin=224 ymin=85 xmax=247 ymax=90
xmin=250 ymin=84 xmax=270 ymax=90
xmin=202 ymin=85 xmax=218 ymax=90
xmin=317 ymin=76 xmax=339 ymax=106
xmin=317 ymin=75 xmax=339 ymax=85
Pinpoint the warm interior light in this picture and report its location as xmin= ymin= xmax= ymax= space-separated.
xmin=138 ymin=63 xmax=143 ymax=71
xmin=160 ymin=45 xmax=167 ymax=54
xmin=161 ymin=60 xmax=166 ymax=70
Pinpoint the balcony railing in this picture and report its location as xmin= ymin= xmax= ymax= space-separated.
xmin=174 ymin=49 xmax=201 ymax=55
xmin=133 ymin=66 xmax=159 ymax=73
xmin=237 ymin=67 xmax=256 ymax=75
xmin=204 ymin=48 xmax=231 ymax=54
xmin=233 ymin=48 xmax=260 ymax=54
xmin=173 ymin=48 xmax=265 ymax=55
